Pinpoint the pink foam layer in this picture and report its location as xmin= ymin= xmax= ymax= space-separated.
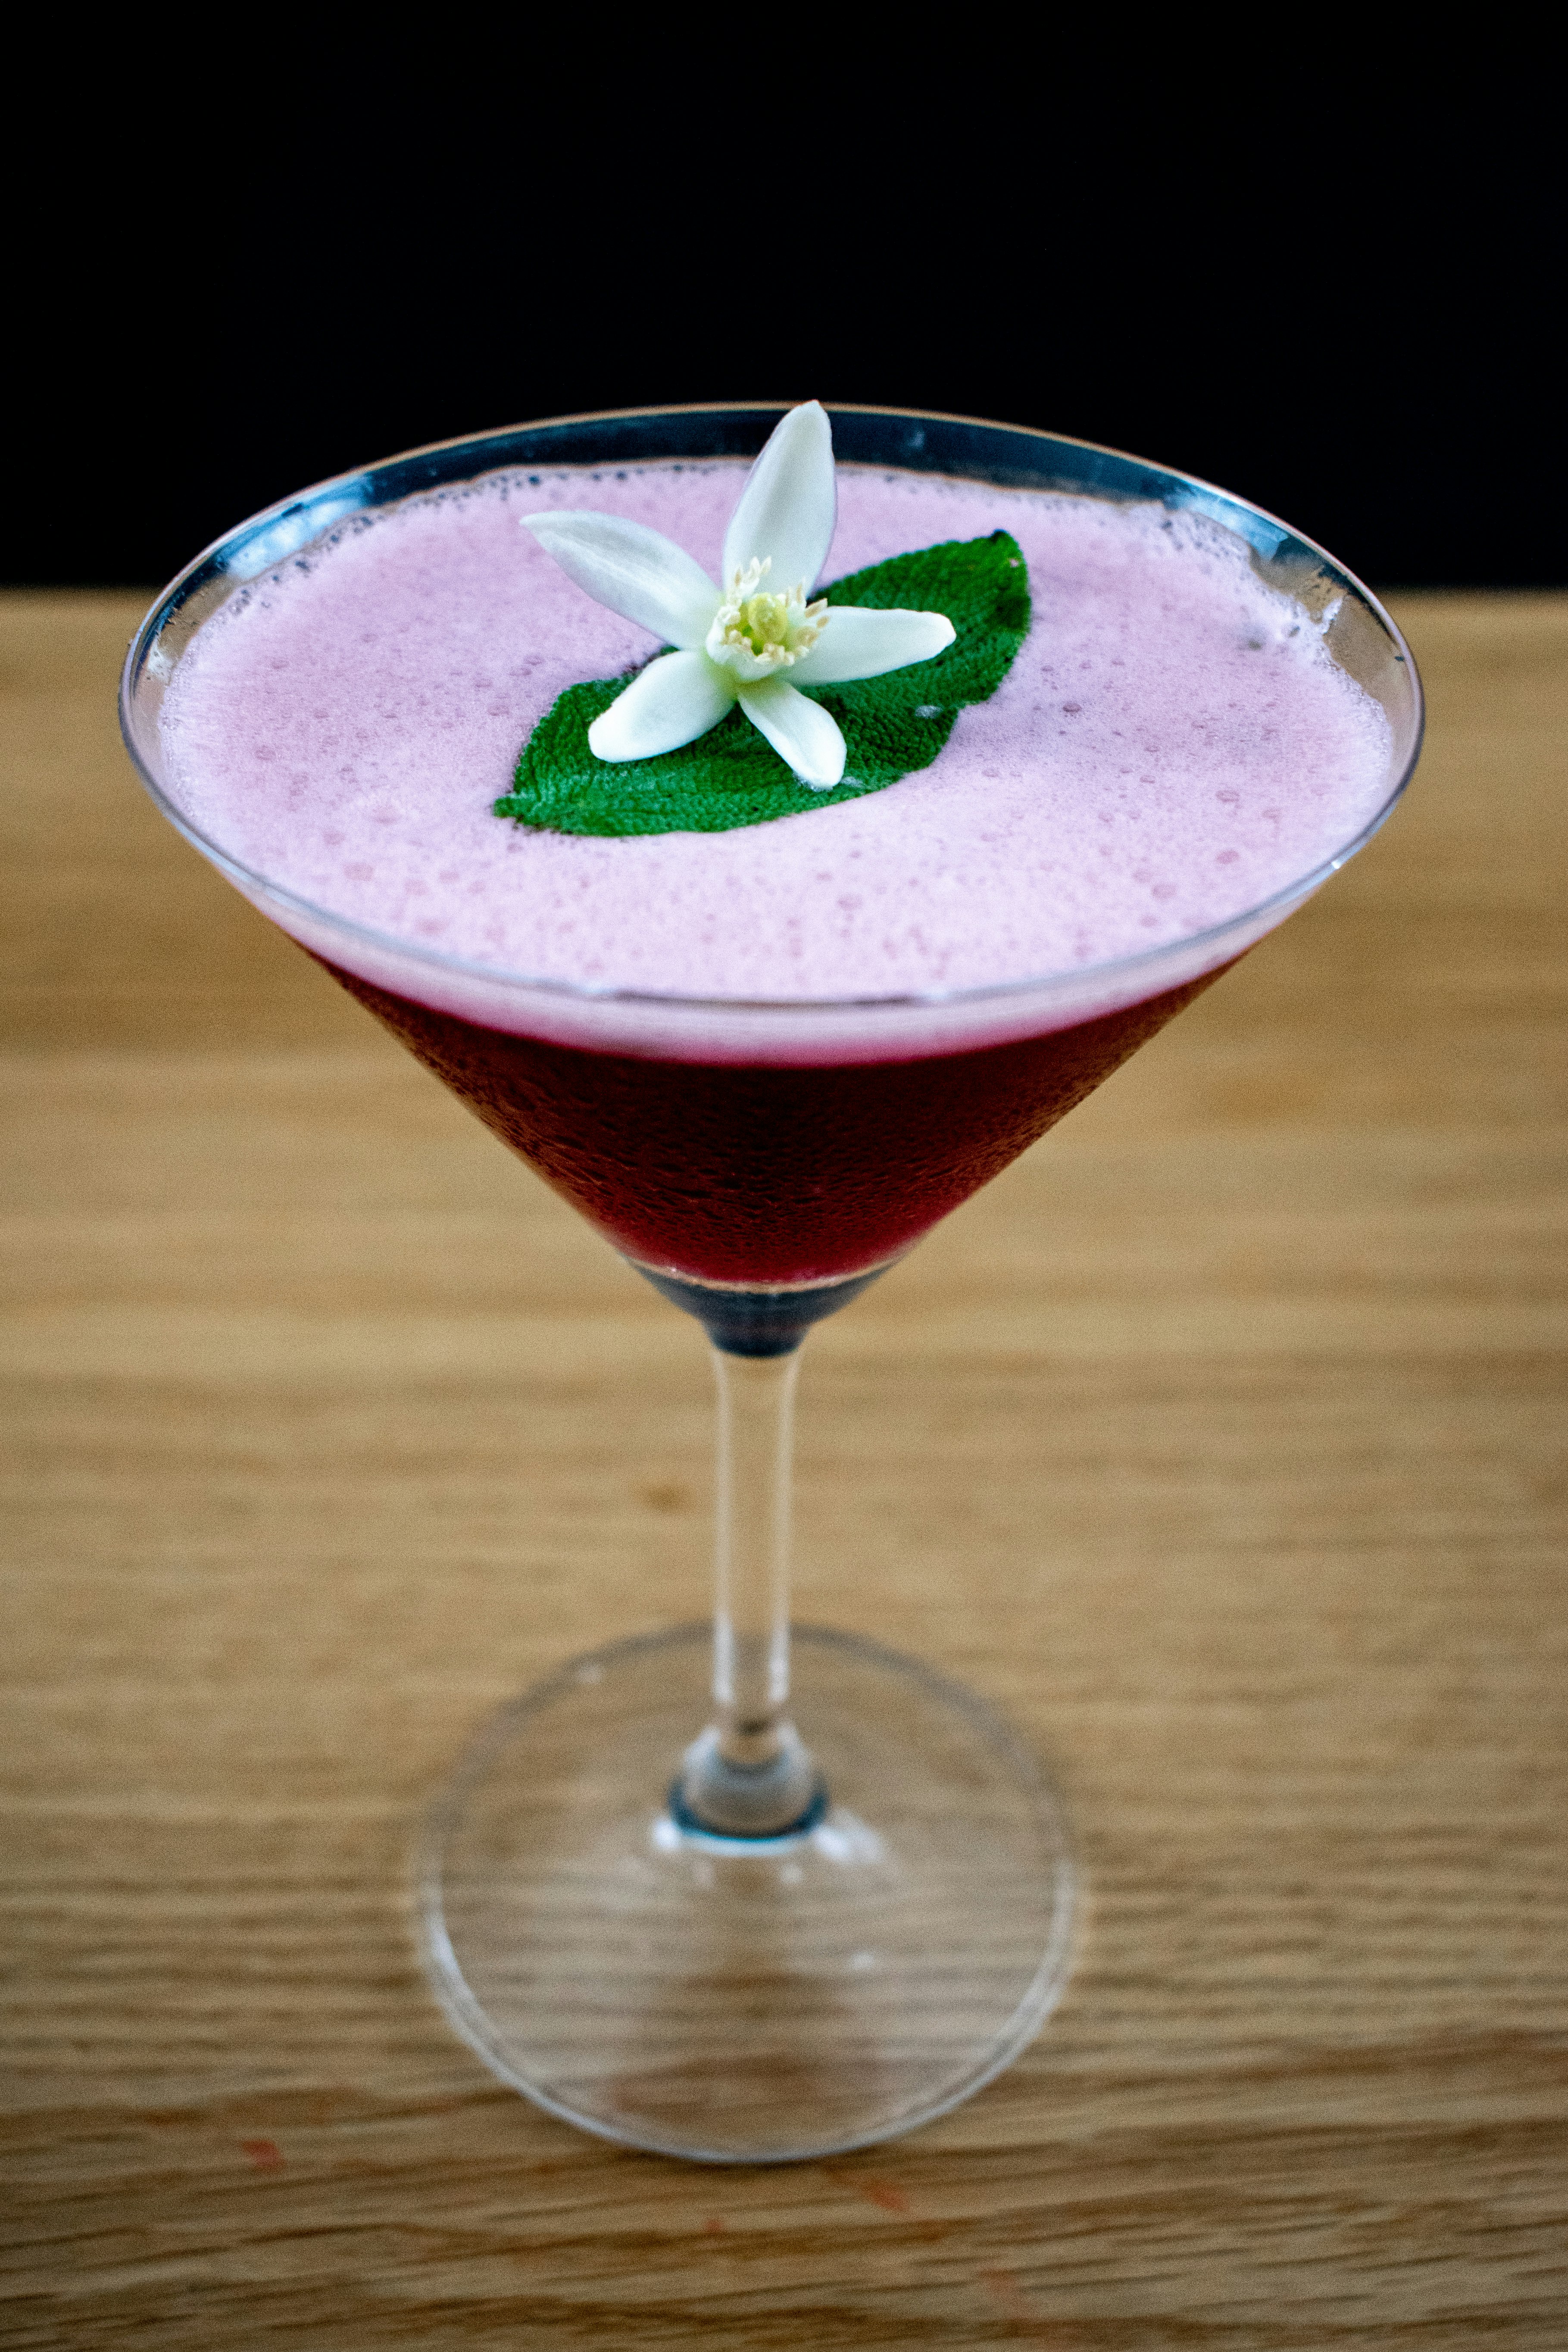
xmin=159 ymin=462 xmax=1394 ymax=1009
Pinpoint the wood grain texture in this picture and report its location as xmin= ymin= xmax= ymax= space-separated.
xmin=1 ymin=588 xmax=1565 ymax=2346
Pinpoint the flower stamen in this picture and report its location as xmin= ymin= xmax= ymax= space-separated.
xmin=709 ymin=557 xmax=830 ymax=674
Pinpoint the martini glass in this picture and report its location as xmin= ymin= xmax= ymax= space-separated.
xmin=120 ymin=406 xmax=1423 ymax=2162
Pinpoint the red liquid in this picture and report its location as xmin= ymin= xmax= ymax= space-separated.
xmin=325 ymin=960 xmax=1231 ymax=1285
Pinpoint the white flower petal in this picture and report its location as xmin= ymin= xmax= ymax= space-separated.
xmin=522 ymin=512 xmax=718 ymax=648
xmin=791 ymin=605 xmax=956 ymax=685
xmin=737 ymin=678 xmax=846 ymax=790
xmin=722 ymin=403 xmax=837 ymax=596
xmin=588 ymin=651 xmax=737 ymax=762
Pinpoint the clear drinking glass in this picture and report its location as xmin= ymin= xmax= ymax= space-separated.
xmin=120 ymin=406 xmax=1423 ymax=2161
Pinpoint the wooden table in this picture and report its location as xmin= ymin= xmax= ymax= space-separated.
xmin=2 ymin=590 xmax=1565 ymax=2346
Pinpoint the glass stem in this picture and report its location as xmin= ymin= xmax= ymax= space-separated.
xmin=676 ymin=1343 xmax=822 ymax=1837
xmin=714 ymin=1348 xmax=796 ymax=1766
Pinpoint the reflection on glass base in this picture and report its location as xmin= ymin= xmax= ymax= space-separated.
xmin=417 ymin=1625 xmax=1076 ymax=2164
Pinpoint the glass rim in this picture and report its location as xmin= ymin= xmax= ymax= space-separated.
xmin=119 ymin=400 xmax=1425 ymax=1022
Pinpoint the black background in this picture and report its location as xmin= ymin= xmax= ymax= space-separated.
xmin=19 ymin=71 xmax=1555 ymax=592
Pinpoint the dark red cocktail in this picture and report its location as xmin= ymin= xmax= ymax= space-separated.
xmin=328 ymin=959 xmax=1228 ymax=1287
xmin=120 ymin=405 xmax=1422 ymax=2166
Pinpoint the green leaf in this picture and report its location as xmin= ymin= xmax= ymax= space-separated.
xmin=494 ymin=531 xmax=1030 ymax=837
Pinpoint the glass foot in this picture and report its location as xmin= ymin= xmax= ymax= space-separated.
xmin=418 ymin=1625 xmax=1076 ymax=2163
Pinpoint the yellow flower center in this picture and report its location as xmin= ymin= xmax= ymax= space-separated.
xmin=714 ymin=559 xmax=828 ymax=668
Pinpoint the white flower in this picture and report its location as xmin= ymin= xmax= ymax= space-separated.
xmin=520 ymin=403 xmax=956 ymax=791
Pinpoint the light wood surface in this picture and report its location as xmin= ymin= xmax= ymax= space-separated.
xmin=2 ymin=590 xmax=1565 ymax=2346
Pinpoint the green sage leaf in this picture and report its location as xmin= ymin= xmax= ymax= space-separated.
xmin=494 ymin=530 xmax=1030 ymax=837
